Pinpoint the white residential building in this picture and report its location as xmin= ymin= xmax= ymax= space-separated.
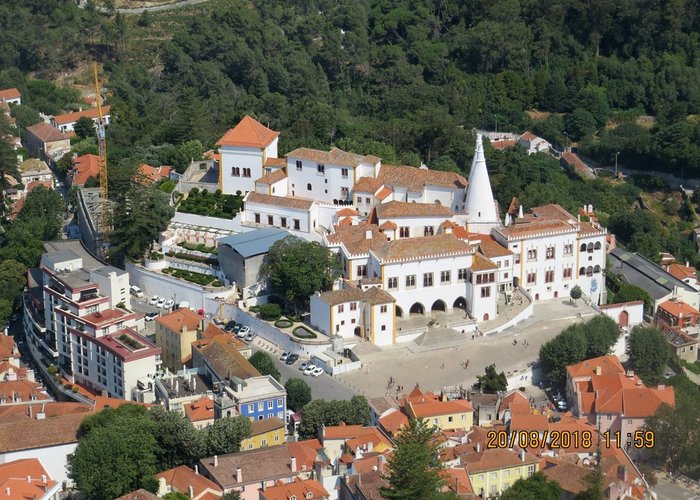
xmin=492 ymin=204 xmax=607 ymax=304
xmin=368 ymin=200 xmax=465 ymax=240
xmin=50 ymin=106 xmax=111 ymax=134
xmin=242 ymin=192 xmax=336 ymax=233
xmin=218 ymin=115 xmax=279 ymax=195
xmin=0 ymin=88 xmax=21 ymax=106
xmin=518 ymin=132 xmax=551 ymax=155
xmin=31 ymin=244 xmax=160 ymax=400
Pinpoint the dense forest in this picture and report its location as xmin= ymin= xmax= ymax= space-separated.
xmin=2 ymin=0 xmax=700 ymax=177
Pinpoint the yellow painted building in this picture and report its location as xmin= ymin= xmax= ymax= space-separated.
xmin=406 ymin=398 xmax=474 ymax=431
xmin=155 ymin=309 xmax=202 ymax=371
xmin=240 ymin=416 xmax=286 ymax=451
xmin=465 ymin=449 xmax=539 ymax=498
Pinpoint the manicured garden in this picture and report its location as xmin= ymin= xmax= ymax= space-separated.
xmin=162 ymin=267 xmax=223 ymax=287
xmin=292 ymin=325 xmax=317 ymax=339
xmin=177 ymin=188 xmax=243 ymax=219
xmin=179 ymin=241 xmax=218 ymax=254
xmin=166 ymin=251 xmax=218 ymax=266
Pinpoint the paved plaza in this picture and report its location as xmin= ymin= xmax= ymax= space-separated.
xmin=337 ymin=299 xmax=598 ymax=398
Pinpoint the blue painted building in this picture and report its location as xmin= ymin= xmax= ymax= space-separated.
xmin=214 ymin=375 xmax=287 ymax=421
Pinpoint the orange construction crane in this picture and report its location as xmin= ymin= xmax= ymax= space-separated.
xmin=92 ymin=62 xmax=110 ymax=259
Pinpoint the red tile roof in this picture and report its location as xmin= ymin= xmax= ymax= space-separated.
xmin=374 ymin=200 xmax=453 ymax=218
xmin=498 ymin=390 xmax=531 ymax=415
xmin=376 ymin=186 xmax=393 ymax=201
xmin=246 ymin=192 xmax=314 ymax=210
xmin=259 ymin=477 xmax=329 ymax=500
xmin=658 ymin=299 xmax=700 ymax=318
xmin=256 ymin=169 xmax=287 ymax=185
xmin=155 ymin=466 xmax=222 ymax=499
xmin=184 ymin=396 xmax=215 ymax=423
xmin=345 ymin=427 xmax=393 ymax=454
xmin=509 ymin=413 xmax=549 ymax=432
xmin=322 ymin=423 xmax=365 ymax=440
xmin=409 ymin=399 xmax=472 ymax=419
xmin=0 ymin=412 xmax=90 ymax=452
xmin=377 ymin=164 xmax=467 ymax=191
xmin=490 ymin=139 xmax=516 ymax=150
xmin=336 ymin=208 xmax=359 ymax=217
xmin=72 ymin=154 xmax=100 ymax=186
xmin=353 ymin=176 xmax=383 ymax=193
xmin=0 ymin=88 xmax=20 ymax=101
xmin=156 ymin=308 xmax=202 ymax=334
xmin=217 ymin=115 xmax=279 ymax=148
xmin=667 ymin=263 xmax=697 ymax=281
xmin=519 ymin=131 xmax=538 ymax=142
xmin=378 ymin=409 xmax=408 ymax=435
xmin=462 ymin=448 xmax=538 ymax=474
xmin=53 ymin=106 xmax=110 ymax=125
xmin=0 ymin=459 xmax=57 ymax=500
xmin=26 ymin=122 xmax=68 ymax=143
xmin=478 ymin=236 xmax=513 ymax=258
xmin=440 ymin=467 xmax=473 ymax=496
xmin=566 ymin=355 xmax=624 ymax=378
xmin=0 ymin=380 xmax=50 ymax=402
xmin=287 ymin=439 xmax=325 ymax=471
xmin=0 ymin=335 xmax=17 ymax=361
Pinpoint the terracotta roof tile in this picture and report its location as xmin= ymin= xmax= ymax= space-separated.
xmin=462 ymin=448 xmax=538 ymax=474
xmin=375 ymin=186 xmax=393 ymax=201
xmin=136 ymin=164 xmax=173 ymax=185
xmin=363 ymin=286 xmax=396 ymax=304
xmin=509 ymin=413 xmax=548 ymax=431
xmin=345 ymin=428 xmax=393 ymax=454
xmin=53 ymin=106 xmax=110 ymax=125
xmin=156 ymin=308 xmax=202 ymax=334
xmin=0 ymin=88 xmax=20 ymax=101
xmin=375 ymin=200 xmax=453 ymax=218
xmin=338 ymin=217 xmax=353 ymax=226
xmin=156 ymin=466 xmax=222 ymax=499
xmin=0 ymin=335 xmax=17 ymax=361
xmin=379 ymin=221 xmax=397 ymax=230
xmin=667 ymin=263 xmax=697 ymax=281
xmin=200 ymin=446 xmax=294 ymax=488
xmin=260 ymin=477 xmax=329 ymax=500
xmin=353 ymin=177 xmax=383 ymax=193
xmin=286 ymin=147 xmax=375 ymax=167
xmin=287 ymin=439 xmax=325 ymax=471
xmin=566 ymin=355 xmax=624 ymax=378
xmin=519 ymin=131 xmax=538 ymax=142
xmin=478 ymin=237 xmax=512 ymax=258
xmin=116 ymin=489 xmax=162 ymax=500
xmin=72 ymin=154 xmax=100 ymax=186
xmin=409 ymin=399 xmax=473 ymax=419
xmin=498 ymin=390 xmax=531 ymax=415
xmin=377 ymin=164 xmax=467 ymax=191
xmin=336 ymin=207 xmax=359 ymax=217
xmin=379 ymin=408 xmax=408 ymax=435
xmin=371 ymin=233 xmax=471 ymax=263
xmin=541 ymin=460 xmax=589 ymax=494
xmin=317 ymin=287 xmax=365 ymax=306
xmin=195 ymin=336 xmax=260 ymax=380
xmin=256 ymin=169 xmax=287 ymax=185
xmin=217 ymin=116 xmax=279 ymax=148
xmin=264 ymin=157 xmax=286 ymax=168
xmin=322 ymin=423 xmax=365 ymax=440
xmin=184 ymin=396 xmax=215 ymax=423
xmin=0 ymin=412 xmax=90 ymax=452
xmin=0 ymin=380 xmax=50 ymax=402
xmin=658 ymin=299 xmax=700 ymax=318
xmin=440 ymin=467 xmax=473 ymax=495
xmin=490 ymin=139 xmax=516 ymax=150
xmin=325 ymin=224 xmax=386 ymax=256
xmin=250 ymin=416 xmax=285 ymax=436
xmin=246 ymin=192 xmax=314 ymax=210
xmin=471 ymin=253 xmax=498 ymax=271
xmin=26 ymin=122 xmax=68 ymax=143
xmin=0 ymin=459 xmax=57 ymax=500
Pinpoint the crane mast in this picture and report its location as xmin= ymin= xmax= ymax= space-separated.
xmin=92 ymin=63 xmax=110 ymax=259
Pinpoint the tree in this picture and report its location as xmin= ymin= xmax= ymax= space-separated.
xmin=570 ymin=285 xmax=582 ymax=304
xmin=149 ymin=406 xmax=204 ymax=469
xmin=380 ymin=418 xmax=446 ymax=500
xmin=477 ymin=364 xmax=507 ymax=393
xmin=260 ymin=237 xmax=339 ymax=312
xmin=219 ymin=493 xmax=241 ymax=500
xmin=110 ymin=186 xmax=174 ymax=261
xmin=74 ymin=116 xmax=96 ymax=140
xmin=163 ymin=493 xmax=189 ymax=500
xmin=499 ymin=472 xmax=562 ymax=500
xmin=580 ymin=315 xmax=620 ymax=358
xmin=248 ymin=351 xmax=280 ymax=381
xmin=627 ymin=326 xmax=669 ymax=385
xmin=0 ymin=259 xmax=28 ymax=309
xmin=565 ymin=109 xmax=597 ymax=141
xmin=539 ymin=327 xmax=587 ymax=388
xmin=610 ymin=283 xmax=652 ymax=312
xmin=204 ymin=416 xmax=251 ymax=456
xmin=298 ymin=396 xmax=370 ymax=439
xmin=285 ymin=378 xmax=312 ymax=412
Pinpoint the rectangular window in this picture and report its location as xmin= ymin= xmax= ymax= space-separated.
xmin=296 ymin=160 xmax=302 ymax=170
xmin=294 ymin=219 xmax=300 ymax=230
xmin=481 ymin=287 xmax=490 ymax=298
xmin=280 ymin=217 xmax=287 ymax=228
xmin=564 ymin=244 xmax=573 ymax=255
xmin=317 ymin=164 xmax=325 ymax=174
xmin=267 ymin=215 xmax=273 ymax=225
xmin=267 ymin=400 xmax=273 ymax=409
xmin=545 ymin=270 xmax=554 ymax=283
xmin=231 ymin=167 xmax=240 ymax=176
xmin=356 ymin=265 xmax=367 ymax=277
xmin=514 ymin=254 xmax=521 ymax=264
xmin=546 ymin=246 xmax=555 ymax=259
xmin=563 ymin=267 xmax=572 ymax=279
xmin=440 ymin=271 xmax=451 ymax=284
xmin=243 ymin=168 xmax=251 ymax=177
xmin=350 ymin=302 xmax=357 ymax=311
xmin=399 ymin=227 xmax=409 ymax=238
xmin=424 ymin=226 xmax=434 ymax=236
xmin=338 ymin=304 xmax=344 ymax=313
xmin=380 ymin=305 xmax=387 ymax=313
xmin=527 ymin=272 xmax=536 ymax=284
xmin=365 ymin=197 xmax=371 ymax=204
xmin=258 ymin=402 xmax=263 ymax=411
xmin=458 ymin=268 xmax=468 ymax=281
xmin=387 ymin=277 xmax=398 ymax=289
xmin=341 ymin=168 xmax=349 ymax=178
xmin=423 ymin=273 xmax=433 ymax=287
xmin=406 ymin=275 xmax=416 ymax=288
xmin=476 ymin=274 xmax=482 ymax=284
xmin=527 ymin=249 xmax=537 ymax=260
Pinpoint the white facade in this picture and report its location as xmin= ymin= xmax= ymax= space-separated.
xmin=243 ymin=195 xmax=312 ymax=232
xmin=0 ymin=443 xmax=76 ymax=487
xmin=220 ymin=144 xmax=273 ymax=195
xmin=518 ymin=133 xmax=551 ymax=155
xmin=89 ymin=266 xmax=131 ymax=309
xmin=465 ymin=135 xmax=501 ymax=234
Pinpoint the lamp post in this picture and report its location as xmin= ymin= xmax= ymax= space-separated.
xmin=615 ymin=151 xmax=620 ymax=177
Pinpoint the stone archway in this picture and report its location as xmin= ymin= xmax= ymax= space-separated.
xmin=431 ymin=300 xmax=447 ymax=312
xmin=619 ymin=310 xmax=629 ymax=327
xmin=453 ymin=297 xmax=467 ymax=310
xmin=395 ymin=305 xmax=403 ymax=318
xmin=409 ymin=303 xmax=425 ymax=316
xmin=483 ymin=313 xmax=489 ymax=321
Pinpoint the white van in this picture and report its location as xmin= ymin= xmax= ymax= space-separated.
xmin=130 ymin=285 xmax=144 ymax=298
xmin=177 ymin=301 xmax=190 ymax=310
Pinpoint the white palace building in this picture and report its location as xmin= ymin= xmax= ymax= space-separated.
xmin=215 ymin=116 xmax=607 ymax=346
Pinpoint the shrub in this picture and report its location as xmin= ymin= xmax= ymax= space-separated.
xmin=190 ymin=187 xmax=199 ymax=195
xmin=274 ymin=319 xmax=293 ymax=328
xmin=292 ymin=326 xmax=317 ymax=339
xmin=286 ymin=314 xmax=302 ymax=323
xmin=149 ymin=252 xmax=163 ymax=260
xmin=47 ymin=364 xmax=59 ymax=376
xmin=259 ymin=303 xmax=281 ymax=320
xmin=250 ymin=305 xmax=260 ymax=313
xmin=211 ymin=280 xmax=223 ymax=287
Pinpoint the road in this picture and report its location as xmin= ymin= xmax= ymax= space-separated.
xmin=652 ymin=475 xmax=700 ymax=500
xmin=250 ymin=343 xmax=356 ymax=403
xmin=78 ymin=0 xmax=211 ymax=14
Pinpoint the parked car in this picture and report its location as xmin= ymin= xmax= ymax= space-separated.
xmin=163 ymin=299 xmax=175 ymax=310
xmin=299 ymin=361 xmax=309 ymax=372
xmin=280 ymin=352 xmax=289 ymax=362
xmin=244 ymin=332 xmax=255 ymax=342
xmin=130 ymin=285 xmax=144 ymax=298
xmin=156 ymin=297 xmax=166 ymax=308
xmin=303 ymin=364 xmax=316 ymax=376
xmin=177 ymin=301 xmax=190 ymax=310
xmin=286 ymin=354 xmax=299 ymax=365
xmin=311 ymin=366 xmax=324 ymax=377
xmin=235 ymin=326 xmax=250 ymax=339
xmin=149 ymin=295 xmax=160 ymax=306
xmin=145 ymin=312 xmax=159 ymax=322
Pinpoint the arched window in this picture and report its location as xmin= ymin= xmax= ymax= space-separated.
xmin=580 ymin=243 xmax=587 ymax=252
xmin=587 ymin=243 xmax=594 ymax=253
xmin=579 ymin=267 xmax=586 ymax=276
xmin=594 ymin=242 xmax=602 ymax=250
xmin=594 ymin=265 xmax=601 ymax=273
xmin=307 ymin=183 xmax=312 ymax=191
xmin=586 ymin=266 xmax=593 ymax=276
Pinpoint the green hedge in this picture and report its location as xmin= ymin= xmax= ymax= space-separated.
xmin=274 ymin=319 xmax=293 ymax=328
xmin=166 ymin=251 xmax=218 ymax=266
xmin=177 ymin=191 xmax=243 ymax=219
xmin=259 ymin=303 xmax=281 ymax=321
xmin=163 ymin=268 xmax=222 ymax=287
xmin=179 ymin=241 xmax=218 ymax=254
xmin=292 ymin=326 xmax=317 ymax=339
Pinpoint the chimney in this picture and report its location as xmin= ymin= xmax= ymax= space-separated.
xmin=365 ymin=230 xmax=373 ymax=240
xmin=26 ymin=476 xmax=31 ymax=483
xmin=214 ymin=455 xmax=218 ymax=467
xmin=41 ymin=475 xmax=46 ymax=484
xmin=617 ymin=465 xmax=628 ymax=482
xmin=476 ymin=443 xmax=481 ymax=452
xmin=236 ymin=467 xmax=242 ymax=483
xmin=658 ymin=384 xmax=665 ymax=390
xmin=290 ymin=457 xmax=297 ymax=473
xmin=595 ymin=366 xmax=602 ymax=376
xmin=520 ymin=450 xmax=526 ymax=462
xmin=194 ymin=465 xmax=199 ymax=475
xmin=188 ymin=485 xmax=194 ymax=498
xmin=5 ymin=488 xmax=10 ymax=496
